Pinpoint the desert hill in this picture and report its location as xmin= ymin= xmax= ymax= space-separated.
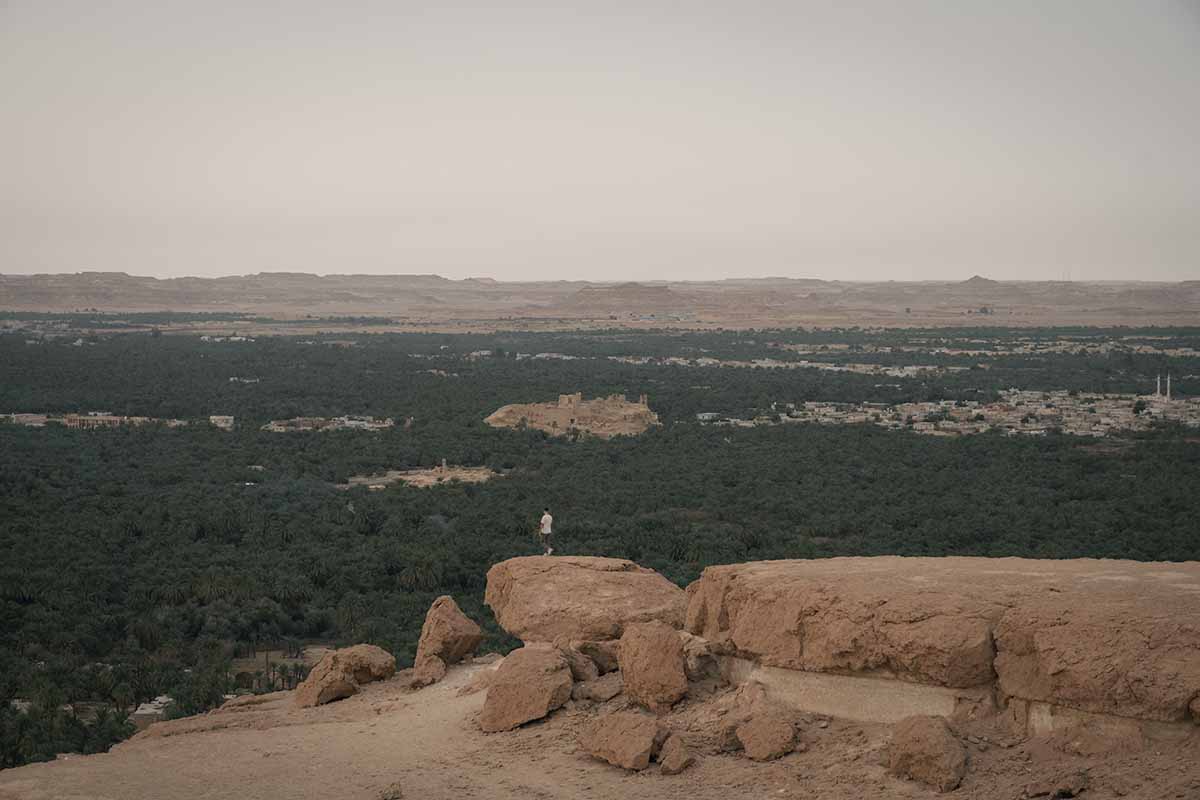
xmin=4 ymin=271 xmax=1199 ymax=330
xmin=2 ymin=555 xmax=1197 ymax=800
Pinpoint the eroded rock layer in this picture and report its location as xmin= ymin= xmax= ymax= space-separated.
xmin=685 ymin=557 xmax=1200 ymax=723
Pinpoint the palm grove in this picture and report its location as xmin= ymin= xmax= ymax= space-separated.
xmin=1 ymin=325 xmax=1197 ymax=767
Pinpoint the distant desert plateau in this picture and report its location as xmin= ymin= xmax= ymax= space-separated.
xmin=3 ymin=272 xmax=1199 ymax=332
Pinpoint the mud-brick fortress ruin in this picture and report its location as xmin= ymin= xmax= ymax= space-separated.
xmin=485 ymin=392 xmax=661 ymax=439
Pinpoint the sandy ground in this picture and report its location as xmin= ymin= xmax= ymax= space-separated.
xmin=1 ymin=662 xmax=1197 ymax=800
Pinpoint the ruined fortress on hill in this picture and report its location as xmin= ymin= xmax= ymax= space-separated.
xmin=485 ymin=392 xmax=660 ymax=438
xmin=6 ymin=555 xmax=1198 ymax=800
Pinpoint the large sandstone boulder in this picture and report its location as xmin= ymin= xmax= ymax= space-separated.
xmin=579 ymin=710 xmax=666 ymax=770
xmin=618 ymin=621 xmax=688 ymax=713
xmin=485 ymin=556 xmax=686 ymax=643
xmin=412 ymin=595 xmax=483 ymax=687
xmin=686 ymin=560 xmax=998 ymax=687
xmin=294 ymin=644 xmax=397 ymax=708
xmin=887 ymin=715 xmax=968 ymax=793
xmin=479 ymin=646 xmax=573 ymax=732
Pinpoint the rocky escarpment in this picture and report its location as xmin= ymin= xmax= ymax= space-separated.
xmin=685 ymin=557 xmax=1200 ymax=727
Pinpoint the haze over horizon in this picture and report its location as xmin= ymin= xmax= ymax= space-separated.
xmin=3 ymin=1 xmax=1199 ymax=284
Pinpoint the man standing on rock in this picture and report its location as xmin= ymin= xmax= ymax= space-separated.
xmin=538 ymin=507 xmax=554 ymax=555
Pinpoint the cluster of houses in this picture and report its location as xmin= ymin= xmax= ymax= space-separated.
xmin=610 ymin=354 xmax=967 ymax=378
xmin=261 ymin=415 xmax=394 ymax=432
xmin=699 ymin=383 xmax=1199 ymax=438
xmin=2 ymin=412 xmax=235 ymax=430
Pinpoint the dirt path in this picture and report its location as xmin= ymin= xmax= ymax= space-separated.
xmin=1 ymin=662 xmax=1197 ymax=800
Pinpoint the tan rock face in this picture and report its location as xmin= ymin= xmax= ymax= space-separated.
xmin=412 ymin=595 xmax=483 ymax=688
xmin=294 ymin=644 xmax=397 ymax=708
xmin=658 ymin=735 xmax=696 ymax=775
xmin=479 ymin=646 xmax=573 ymax=732
xmin=736 ymin=712 xmax=796 ymax=762
xmin=485 ymin=556 xmax=686 ymax=643
xmin=579 ymin=711 xmax=664 ymax=770
xmin=887 ymin=715 xmax=968 ymax=793
xmin=618 ymin=621 xmax=689 ymax=714
xmin=995 ymin=598 xmax=1200 ymax=723
xmin=685 ymin=557 xmax=1200 ymax=723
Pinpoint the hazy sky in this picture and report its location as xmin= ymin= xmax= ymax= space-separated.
xmin=2 ymin=1 xmax=1198 ymax=282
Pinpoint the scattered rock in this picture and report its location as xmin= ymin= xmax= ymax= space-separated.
xmin=559 ymin=645 xmax=600 ymax=682
xmin=619 ymin=621 xmax=688 ymax=713
xmin=887 ymin=715 xmax=968 ymax=793
xmin=571 ymin=671 xmax=624 ymax=703
xmin=411 ymin=595 xmax=483 ymax=687
xmin=1025 ymin=770 xmax=1089 ymax=798
xmin=294 ymin=644 xmax=397 ymax=708
xmin=580 ymin=710 xmax=664 ymax=770
xmin=736 ymin=712 xmax=796 ymax=762
xmin=485 ymin=556 xmax=686 ymax=643
xmin=377 ymin=782 xmax=404 ymax=800
xmin=577 ymin=640 xmax=621 ymax=674
xmin=659 ymin=734 xmax=696 ymax=775
xmin=480 ymin=646 xmax=573 ymax=732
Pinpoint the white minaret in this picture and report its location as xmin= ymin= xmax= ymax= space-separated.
xmin=1167 ymin=373 xmax=1172 ymax=402
xmin=1156 ymin=374 xmax=1161 ymax=397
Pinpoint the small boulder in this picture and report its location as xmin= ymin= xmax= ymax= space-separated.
xmin=411 ymin=596 xmax=483 ymax=688
xmin=619 ymin=621 xmax=688 ymax=713
xmin=580 ymin=710 xmax=664 ymax=770
xmin=294 ymin=644 xmax=396 ymax=708
xmin=479 ymin=646 xmax=573 ymax=732
xmin=1190 ymin=694 xmax=1199 ymax=724
xmin=577 ymin=640 xmax=621 ymax=674
xmin=888 ymin=715 xmax=968 ymax=793
xmin=659 ymin=734 xmax=696 ymax=775
xmin=559 ymin=645 xmax=600 ymax=682
xmin=411 ymin=655 xmax=447 ymax=687
xmin=736 ymin=712 xmax=796 ymax=762
xmin=572 ymin=671 xmax=624 ymax=703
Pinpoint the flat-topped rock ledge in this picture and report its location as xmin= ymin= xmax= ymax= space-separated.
xmin=485 ymin=555 xmax=686 ymax=643
xmin=685 ymin=557 xmax=1200 ymax=735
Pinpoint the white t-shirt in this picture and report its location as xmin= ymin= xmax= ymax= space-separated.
xmin=540 ymin=512 xmax=553 ymax=534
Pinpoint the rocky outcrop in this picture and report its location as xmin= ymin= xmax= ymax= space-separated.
xmin=412 ymin=595 xmax=483 ymax=687
xmin=294 ymin=644 xmax=397 ymax=708
xmin=685 ymin=557 xmax=1200 ymax=725
xmin=618 ymin=621 xmax=689 ymax=713
xmin=658 ymin=735 xmax=696 ymax=774
xmin=479 ymin=646 xmax=573 ymax=732
xmin=485 ymin=556 xmax=686 ymax=643
xmin=579 ymin=711 xmax=666 ymax=770
xmin=736 ymin=712 xmax=796 ymax=761
xmin=887 ymin=715 xmax=968 ymax=792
